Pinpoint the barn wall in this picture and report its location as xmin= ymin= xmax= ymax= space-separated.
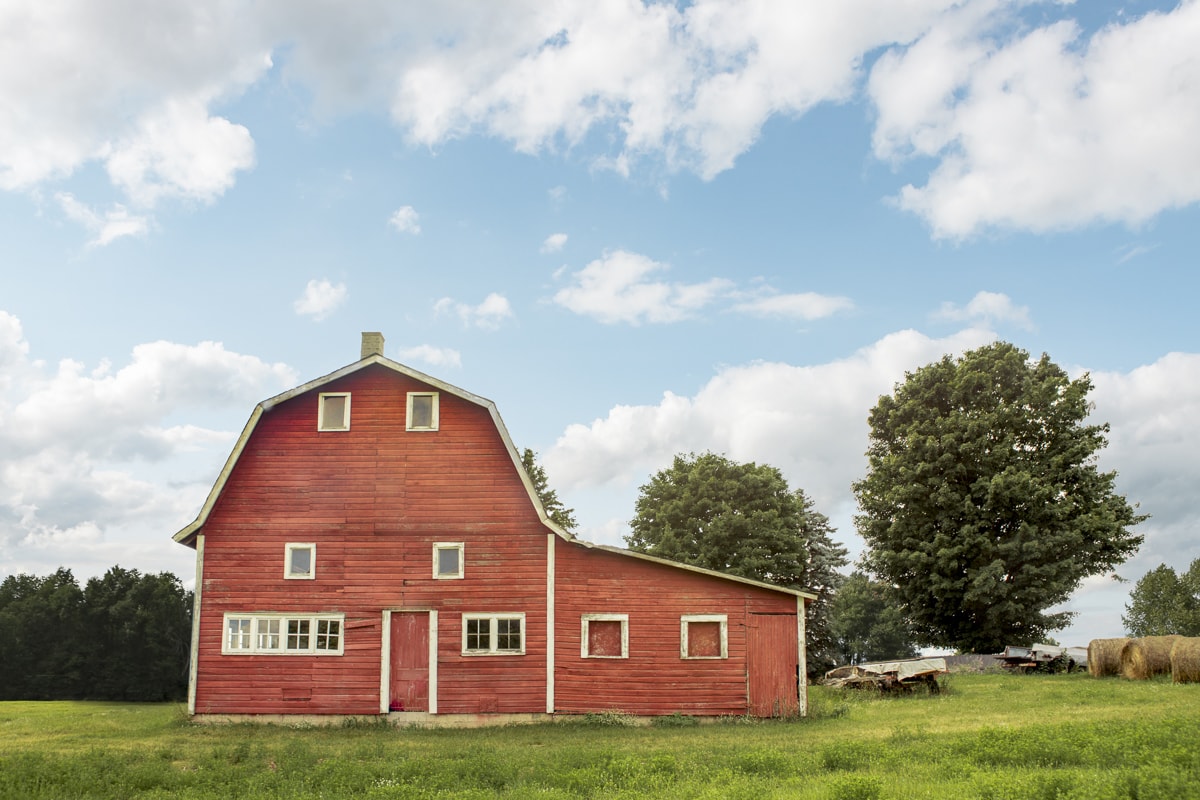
xmin=193 ymin=365 xmax=548 ymax=716
xmin=553 ymin=540 xmax=799 ymax=716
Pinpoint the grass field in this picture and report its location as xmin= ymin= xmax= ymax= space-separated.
xmin=1 ymin=673 xmax=1198 ymax=799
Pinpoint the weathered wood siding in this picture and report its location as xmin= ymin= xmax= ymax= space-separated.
xmin=194 ymin=365 xmax=548 ymax=716
xmin=553 ymin=540 xmax=798 ymax=716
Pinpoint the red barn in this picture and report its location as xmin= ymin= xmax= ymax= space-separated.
xmin=174 ymin=333 xmax=814 ymax=723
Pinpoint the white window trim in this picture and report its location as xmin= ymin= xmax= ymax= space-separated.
xmin=680 ymin=614 xmax=728 ymax=660
xmin=318 ymin=392 xmax=351 ymax=431
xmin=221 ymin=613 xmax=345 ymax=655
xmin=284 ymin=543 xmax=316 ymax=580
xmin=406 ymin=392 xmax=440 ymax=431
xmin=581 ymin=613 xmax=629 ymax=659
xmin=433 ymin=542 xmax=464 ymax=580
xmin=461 ymin=612 xmax=525 ymax=656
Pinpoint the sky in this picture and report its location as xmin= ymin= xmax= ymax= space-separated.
xmin=2 ymin=0 xmax=1198 ymax=650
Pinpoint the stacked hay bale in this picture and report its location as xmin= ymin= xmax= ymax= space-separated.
xmin=1087 ymin=637 xmax=1129 ymax=677
xmin=1170 ymin=637 xmax=1200 ymax=684
xmin=1119 ymin=635 xmax=1181 ymax=679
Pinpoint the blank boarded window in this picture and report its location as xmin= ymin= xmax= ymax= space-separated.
xmin=588 ymin=621 xmax=623 ymax=657
xmin=682 ymin=615 xmax=727 ymax=659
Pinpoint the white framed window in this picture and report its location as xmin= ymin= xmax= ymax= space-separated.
xmin=318 ymin=392 xmax=351 ymax=431
xmin=462 ymin=613 xmax=525 ymax=655
xmin=285 ymin=543 xmax=316 ymax=580
xmin=406 ymin=392 xmax=439 ymax=431
xmin=681 ymin=614 xmax=728 ymax=660
xmin=581 ymin=614 xmax=628 ymax=659
xmin=222 ymin=613 xmax=344 ymax=655
xmin=433 ymin=542 xmax=464 ymax=579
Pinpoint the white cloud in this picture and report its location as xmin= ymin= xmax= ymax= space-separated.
xmin=541 ymin=232 xmax=568 ymax=253
xmin=396 ymin=344 xmax=462 ymax=368
xmin=870 ymin=1 xmax=1200 ymax=237
xmin=56 ymin=192 xmax=149 ymax=247
xmin=553 ymin=250 xmax=733 ymax=325
xmin=434 ymin=292 xmax=514 ymax=330
xmin=0 ymin=316 xmax=297 ymax=581
xmin=388 ymin=205 xmax=421 ymax=234
xmin=104 ymin=95 xmax=256 ymax=206
xmin=732 ymin=290 xmax=854 ymax=321
xmin=294 ymin=278 xmax=348 ymax=321
xmin=932 ymin=291 xmax=1033 ymax=330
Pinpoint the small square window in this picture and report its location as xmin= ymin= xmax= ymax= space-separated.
xmin=407 ymin=392 xmax=439 ymax=431
xmin=681 ymin=614 xmax=728 ymax=659
xmin=318 ymin=393 xmax=351 ymax=431
xmin=315 ymin=619 xmax=341 ymax=651
xmin=257 ymin=618 xmax=281 ymax=651
xmin=285 ymin=543 xmax=316 ymax=580
xmin=582 ymin=614 xmax=628 ymax=659
xmin=286 ymin=619 xmax=311 ymax=650
xmin=433 ymin=542 xmax=464 ymax=579
xmin=226 ymin=617 xmax=252 ymax=651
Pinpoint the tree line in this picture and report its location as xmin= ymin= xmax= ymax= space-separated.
xmin=0 ymin=566 xmax=191 ymax=701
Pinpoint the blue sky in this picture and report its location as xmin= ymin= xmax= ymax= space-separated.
xmin=2 ymin=0 xmax=1198 ymax=649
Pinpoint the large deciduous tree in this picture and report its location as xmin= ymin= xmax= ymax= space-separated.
xmin=829 ymin=572 xmax=919 ymax=666
xmin=853 ymin=342 xmax=1145 ymax=652
xmin=626 ymin=452 xmax=847 ymax=674
xmin=1123 ymin=561 xmax=1200 ymax=638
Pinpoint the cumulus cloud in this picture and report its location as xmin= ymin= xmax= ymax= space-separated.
xmin=56 ymin=193 xmax=149 ymax=247
xmin=541 ymin=232 xmax=568 ymax=253
xmin=388 ymin=205 xmax=421 ymax=234
xmin=4 ymin=2 xmax=1199 ymax=237
xmin=396 ymin=344 xmax=462 ymax=369
xmin=294 ymin=279 xmax=348 ymax=321
xmin=932 ymin=291 xmax=1033 ymax=330
xmin=434 ymin=292 xmax=514 ymax=330
xmin=553 ymin=250 xmax=733 ymax=325
xmin=0 ymin=314 xmax=296 ymax=580
xmin=870 ymin=1 xmax=1200 ymax=238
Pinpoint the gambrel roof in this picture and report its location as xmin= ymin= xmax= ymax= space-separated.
xmin=173 ymin=352 xmax=814 ymax=602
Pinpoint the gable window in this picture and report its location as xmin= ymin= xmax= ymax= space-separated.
xmin=681 ymin=614 xmax=728 ymax=659
xmin=318 ymin=392 xmax=351 ymax=431
xmin=222 ymin=613 xmax=344 ymax=655
xmin=462 ymin=613 xmax=525 ymax=655
xmin=581 ymin=614 xmax=628 ymax=659
xmin=433 ymin=542 xmax=464 ymax=579
xmin=407 ymin=392 xmax=439 ymax=431
xmin=285 ymin=543 xmax=315 ymax=580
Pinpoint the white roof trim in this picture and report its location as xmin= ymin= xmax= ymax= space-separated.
xmin=173 ymin=355 xmax=573 ymax=545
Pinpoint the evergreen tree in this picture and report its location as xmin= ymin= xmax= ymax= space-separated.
xmin=521 ymin=448 xmax=578 ymax=532
xmin=1123 ymin=560 xmax=1200 ymax=637
xmin=829 ymin=572 xmax=919 ymax=665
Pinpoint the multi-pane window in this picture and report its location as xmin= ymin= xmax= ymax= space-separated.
xmin=318 ymin=392 xmax=351 ymax=431
xmin=285 ymin=543 xmax=315 ymax=579
xmin=433 ymin=542 xmax=464 ymax=579
xmin=406 ymin=392 xmax=439 ymax=431
xmin=581 ymin=614 xmax=629 ymax=659
xmin=462 ymin=613 xmax=525 ymax=655
xmin=221 ymin=614 xmax=344 ymax=655
xmin=680 ymin=614 xmax=728 ymax=659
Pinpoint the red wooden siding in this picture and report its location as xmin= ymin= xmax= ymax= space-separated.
xmin=553 ymin=540 xmax=798 ymax=716
xmin=192 ymin=365 xmax=548 ymax=716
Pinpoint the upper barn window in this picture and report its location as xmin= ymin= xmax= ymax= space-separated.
xmin=318 ymin=392 xmax=351 ymax=431
xmin=407 ymin=392 xmax=439 ymax=431
xmin=285 ymin=543 xmax=316 ymax=580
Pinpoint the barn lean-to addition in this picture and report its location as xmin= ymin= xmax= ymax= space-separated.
xmin=174 ymin=333 xmax=814 ymax=724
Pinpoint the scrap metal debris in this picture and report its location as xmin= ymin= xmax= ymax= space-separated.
xmin=822 ymin=657 xmax=948 ymax=693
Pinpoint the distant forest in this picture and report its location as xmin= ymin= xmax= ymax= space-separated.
xmin=0 ymin=567 xmax=191 ymax=702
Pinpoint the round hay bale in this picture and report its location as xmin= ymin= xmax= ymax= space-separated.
xmin=1087 ymin=637 xmax=1129 ymax=677
xmin=1170 ymin=637 xmax=1200 ymax=684
xmin=1120 ymin=636 xmax=1181 ymax=680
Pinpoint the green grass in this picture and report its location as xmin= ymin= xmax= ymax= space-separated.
xmin=2 ymin=673 xmax=1198 ymax=799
